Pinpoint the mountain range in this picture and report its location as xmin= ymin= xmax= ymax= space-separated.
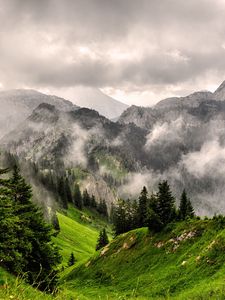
xmin=1 ymin=81 xmax=225 ymax=215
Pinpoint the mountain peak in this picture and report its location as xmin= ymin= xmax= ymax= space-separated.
xmin=213 ymin=80 xmax=225 ymax=100
xmin=29 ymin=103 xmax=60 ymax=123
xmin=214 ymin=80 xmax=225 ymax=93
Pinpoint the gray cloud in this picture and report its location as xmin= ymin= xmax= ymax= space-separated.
xmin=0 ymin=0 xmax=225 ymax=104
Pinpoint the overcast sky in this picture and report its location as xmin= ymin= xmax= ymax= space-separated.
xmin=1 ymin=0 xmax=225 ymax=106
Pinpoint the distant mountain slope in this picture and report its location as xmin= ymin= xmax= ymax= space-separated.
xmin=0 ymin=89 xmax=78 ymax=138
xmin=119 ymin=81 xmax=225 ymax=129
xmin=60 ymin=86 xmax=129 ymax=119
xmin=1 ymin=103 xmax=147 ymax=205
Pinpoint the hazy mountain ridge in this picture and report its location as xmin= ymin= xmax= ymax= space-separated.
xmin=119 ymin=81 xmax=225 ymax=129
xmin=2 ymin=81 xmax=225 ymax=215
xmin=0 ymin=89 xmax=79 ymax=139
xmin=1 ymin=103 xmax=147 ymax=206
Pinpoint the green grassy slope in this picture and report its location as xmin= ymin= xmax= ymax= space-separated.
xmin=53 ymin=205 xmax=111 ymax=265
xmin=0 ymin=205 xmax=110 ymax=300
xmin=64 ymin=218 xmax=225 ymax=299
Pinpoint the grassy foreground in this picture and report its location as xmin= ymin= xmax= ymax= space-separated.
xmin=64 ymin=218 xmax=225 ymax=299
xmin=3 ymin=208 xmax=225 ymax=299
xmin=0 ymin=205 xmax=109 ymax=300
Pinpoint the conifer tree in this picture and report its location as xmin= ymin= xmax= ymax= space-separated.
xmin=68 ymin=252 xmax=76 ymax=266
xmin=90 ymin=194 xmax=97 ymax=208
xmin=65 ymin=177 xmax=73 ymax=203
xmin=146 ymin=193 xmax=163 ymax=232
xmin=156 ymin=181 xmax=176 ymax=227
xmin=9 ymin=165 xmax=62 ymax=291
xmin=0 ymin=168 xmax=22 ymax=273
xmin=83 ymin=189 xmax=91 ymax=207
xmin=57 ymin=176 xmax=68 ymax=209
xmin=138 ymin=186 xmax=148 ymax=227
xmin=74 ymin=183 xmax=83 ymax=209
xmin=179 ymin=190 xmax=195 ymax=220
xmin=96 ymin=228 xmax=109 ymax=250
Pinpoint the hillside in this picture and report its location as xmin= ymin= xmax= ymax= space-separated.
xmin=65 ymin=218 xmax=225 ymax=299
xmin=0 ymin=205 xmax=111 ymax=300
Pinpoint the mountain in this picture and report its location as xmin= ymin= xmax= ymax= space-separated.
xmin=3 ymin=81 xmax=225 ymax=215
xmin=119 ymin=81 xmax=225 ymax=129
xmin=58 ymin=86 xmax=129 ymax=119
xmin=1 ymin=103 xmax=147 ymax=206
xmin=0 ymin=89 xmax=78 ymax=138
xmin=213 ymin=80 xmax=225 ymax=100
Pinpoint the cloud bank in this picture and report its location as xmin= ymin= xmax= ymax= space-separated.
xmin=0 ymin=0 xmax=225 ymax=105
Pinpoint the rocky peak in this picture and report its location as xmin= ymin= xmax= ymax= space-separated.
xmin=29 ymin=103 xmax=60 ymax=123
xmin=214 ymin=80 xmax=225 ymax=100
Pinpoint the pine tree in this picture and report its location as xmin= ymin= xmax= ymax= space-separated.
xmin=146 ymin=193 xmax=163 ymax=232
xmin=0 ymin=168 xmax=22 ymax=273
xmin=112 ymin=199 xmax=130 ymax=235
xmin=9 ymin=165 xmax=62 ymax=291
xmin=83 ymin=189 xmax=91 ymax=207
xmin=186 ymin=200 xmax=194 ymax=218
xmin=138 ymin=186 xmax=148 ymax=227
xmin=96 ymin=228 xmax=109 ymax=250
xmin=68 ymin=252 xmax=76 ymax=266
xmin=179 ymin=190 xmax=195 ymax=220
xmin=156 ymin=181 xmax=176 ymax=227
xmin=74 ymin=183 xmax=83 ymax=210
xmin=90 ymin=194 xmax=97 ymax=208
xmin=65 ymin=177 xmax=73 ymax=203
xmin=57 ymin=176 xmax=68 ymax=209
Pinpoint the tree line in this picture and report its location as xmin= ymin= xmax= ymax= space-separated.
xmin=111 ymin=181 xmax=194 ymax=235
xmin=3 ymin=152 xmax=108 ymax=219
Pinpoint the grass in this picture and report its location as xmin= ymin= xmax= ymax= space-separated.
xmin=53 ymin=205 xmax=111 ymax=266
xmin=4 ymin=207 xmax=225 ymax=299
xmin=63 ymin=218 xmax=225 ymax=299
xmin=0 ymin=205 xmax=111 ymax=300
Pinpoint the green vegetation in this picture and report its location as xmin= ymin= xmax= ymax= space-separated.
xmin=64 ymin=217 xmax=225 ymax=299
xmin=96 ymin=152 xmax=128 ymax=180
xmin=0 ymin=166 xmax=61 ymax=292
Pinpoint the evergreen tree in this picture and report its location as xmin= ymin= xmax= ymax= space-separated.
xmin=74 ymin=183 xmax=83 ymax=210
xmin=97 ymin=199 xmax=108 ymax=218
xmin=179 ymin=190 xmax=195 ymax=220
xmin=138 ymin=186 xmax=148 ymax=227
xmin=83 ymin=189 xmax=91 ymax=207
xmin=0 ymin=168 xmax=22 ymax=273
xmin=96 ymin=228 xmax=109 ymax=250
xmin=9 ymin=166 xmax=62 ymax=291
xmin=68 ymin=252 xmax=76 ymax=266
xmin=155 ymin=181 xmax=176 ymax=227
xmin=131 ymin=199 xmax=139 ymax=229
xmin=90 ymin=194 xmax=97 ymax=208
xmin=112 ymin=199 xmax=130 ymax=235
xmin=65 ymin=177 xmax=73 ymax=203
xmin=57 ymin=176 xmax=68 ymax=209
xmin=146 ymin=193 xmax=163 ymax=232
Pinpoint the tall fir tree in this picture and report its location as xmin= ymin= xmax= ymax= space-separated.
xmin=179 ymin=190 xmax=195 ymax=220
xmin=68 ymin=252 xmax=76 ymax=266
xmin=83 ymin=189 xmax=91 ymax=207
xmin=96 ymin=228 xmax=109 ymax=250
xmin=156 ymin=181 xmax=176 ymax=227
xmin=73 ymin=183 xmax=83 ymax=209
xmin=138 ymin=186 xmax=148 ymax=227
xmin=9 ymin=165 xmax=62 ymax=291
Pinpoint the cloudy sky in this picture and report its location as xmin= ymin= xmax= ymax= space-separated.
xmin=1 ymin=0 xmax=225 ymax=106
